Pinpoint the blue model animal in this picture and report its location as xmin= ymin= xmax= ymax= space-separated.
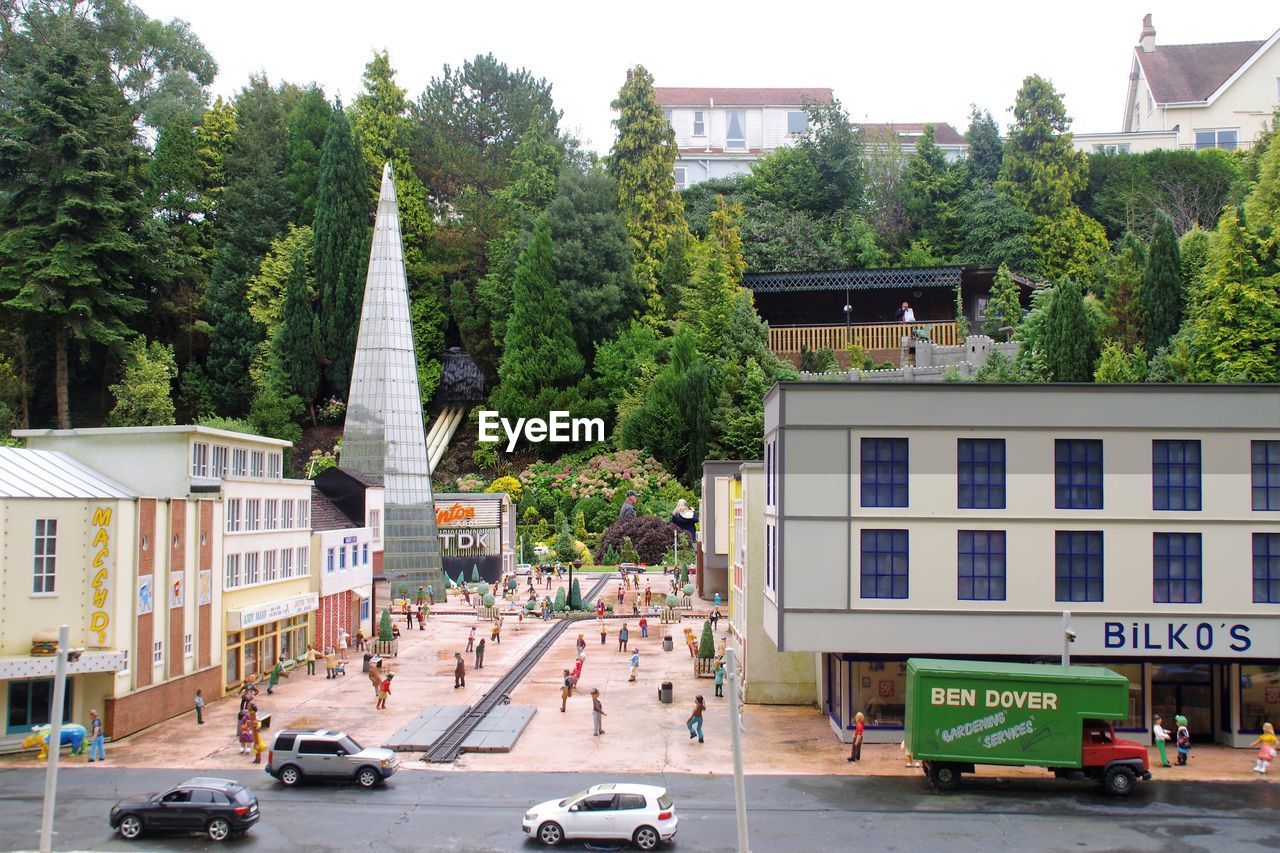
xmin=23 ymin=723 xmax=87 ymax=759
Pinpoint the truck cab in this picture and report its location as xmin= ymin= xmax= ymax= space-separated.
xmin=1075 ymin=719 xmax=1151 ymax=795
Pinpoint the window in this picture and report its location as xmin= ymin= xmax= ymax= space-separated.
xmin=765 ymin=523 xmax=776 ymax=592
xmin=32 ymin=518 xmax=57 ymax=595
xmin=152 ymin=640 xmax=163 ymax=665
xmin=360 ymin=598 xmax=371 ymax=622
xmin=673 ymin=166 xmax=686 ymax=190
xmin=246 ymin=499 xmax=261 ymax=532
xmin=1055 ymin=531 xmax=1103 ymax=602
xmin=296 ymin=546 xmax=309 ymax=576
xmin=327 ymin=548 xmax=335 ymax=573
xmin=283 ymin=500 xmax=295 ymax=529
xmin=299 ymin=739 xmax=343 ymax=756
xmin=339 ymin=545 xmax=347 ymax=570
xmin=267 ymin=452 xmax=282 ymax=479
xmin=1146 ymin=90 xmax=1154 ymax=114
xmin=1055 ymin=439 xmax=1103 ymax=509
xmin=244 ymin=552 xmax=260 ymax=586
xmin=363 ymin=543 xmax=370 ymax=565
xmin=281 ymin=548 xmax=294 ymax=579
xmin=664 ymin=108 xmax=673 ymax=124
xmin=231 ymin=448 xmax=248 ymax=477
xmin=861 ymin=438 xmax=908 ymax=507
xmin=1153 ymin=440 xmax=1201 ymax=511
xmin=211 ymin=445 xmax=228 ymax=478
xmin=1154 ymin=533 xmax=1202 ymax=604
xmin=860 ymin=529 xmax=908 ymax=599
xmin=1253 ymin=441 xmax=1280 ymax=510
xmin=250 ymin=451 xmax=265 ymax=478
xmin=5 ymin=678 xmax=74 ymax=735
xmin=264 ymin=550 xmax=277 ymax=582
xmin=299 ymin=500 xmax=310 ymax=528
xmin=225 ymin=499 xmax=242 ymax=532
xmin=191 ymin=442 xmax=209 ymax=478
xmin=958 ymin=530 xmax=1006 ymax=601
xmin=726 ymin=110 xmax=746 ymax=149
xmin=1194 ymin=128 xmax=1239 ymax=150
xmin=184 ymin=633 xmax=193 ymax=658
xmin=1094 ymin=143 xmax=1131 ymax=155
xmin=616 ymin=793 xmax=648 ymax=811
xmin=225 ymin=554 xmax=241 ymax=589
xmin=369 ymin=509 xmax=381 ymax=540
xmin=693 ymin=110 xmax=705 ymax=136
xmin=787 ymin=110 xmax=808 ymax=135
xmin=1255 ymin=533 xmax=1280 ymax=604
xmin=264 ymin=499 xmax=278 ymax=530
xmin=958 ymin=439 xmax=1006 ymax=509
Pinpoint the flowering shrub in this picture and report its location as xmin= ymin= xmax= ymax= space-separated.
xmin=516 ymin=450 xmax=694 ymax=531
xmin=316 ymin=397 xmax=347 ymax=425
xmin=455 ymin=473 xmax=486 ymax=492
xmin=486 ymin=475 xmax=523 ymax=502
xmin=307 ymin=440 xmax=342 ymax=478
xmin=599 ymin=516 xmax=692 ymax=565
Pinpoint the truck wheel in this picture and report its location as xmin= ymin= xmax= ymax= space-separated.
xmin=930 ymin=762 xmax=962 ymax=792
xmin=1103 ymin=765 xmax=1137 ymax=797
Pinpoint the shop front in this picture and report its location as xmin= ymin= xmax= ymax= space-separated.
xmin=223 ymin=593 xmax=317 ymax=690
xmin=432 ymin=493 xmax=515 ymax=585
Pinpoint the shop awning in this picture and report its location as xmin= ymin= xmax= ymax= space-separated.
xmin=0 ymin=650 xmax=129 ymax=680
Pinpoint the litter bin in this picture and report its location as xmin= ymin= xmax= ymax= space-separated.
xmin=662 ymin=635 xmax=673 ymax=652
xmin=362 ymin=652 xmax=373 ymax=673
xmin=659 ymin=681 xmax=673 ymax=704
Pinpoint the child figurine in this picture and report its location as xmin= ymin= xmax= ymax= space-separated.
xmin=1249 ymin=722 xmax=1276 ymax=774
xmin=1175 ymin=714 xmax=1191 ymax=766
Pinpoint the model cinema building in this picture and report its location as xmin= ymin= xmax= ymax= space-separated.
xmin=762 ymin=383 xmax=1279 ymax=746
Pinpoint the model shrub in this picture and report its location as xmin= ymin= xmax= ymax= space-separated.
xmin=664 ymin=594 xmax=678 ymax=609
xmin=482 ymin=593 xmax=495 ymax=608
xmin=698 ymin=620 xmax=715 ymax=659
xmin=679 ymin=564 xmax=689 ymax=586
xmin=601 ymin=545 xmax=620 ymax=565
xmin=526 ymin=598 xmax=539 ymax=611
xmin=378 ymin=609 xmax=394 ymax=642
xmin=554 ymin=587 xmax=567 ymax=612
xmin=477 ymin=582 xmax=490 ymax=597
xmin=598 ymin=515 xmax=692 ymax=566
xmin=486 ymin=475 xmax=523 ymax=502
xmin=682 ymin=583 xmax=694 ymax=597
xmin=570 ymin=578 xmax=583 ymax=610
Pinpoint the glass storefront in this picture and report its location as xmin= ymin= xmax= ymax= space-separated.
xmin=855 ymin=661 xmax=907 ymax=728
xmin=225 ymin=614 xmax=311 ymax=689
xmin=1240 ymin=665 xmax=1280 ymax=733
xmin=1151 ymin=663 xmax=1212 ymax=736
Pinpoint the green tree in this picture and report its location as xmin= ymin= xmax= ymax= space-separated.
xmin=748 ymin=146 xmax=822 ymax=212
xmin=570 ymin=577 xmax=583 ymax=610
xmin=0 ymin=7 xmax=148 ymax=427
xmin=1039 ymin=279 xmax=1099 ymax=381
xmin=619 ymin=536 xmax=639 ymax=564
xmin=684 ymin=200 xmax=747 ymax=357
xmin=965 ymin=105 xmax=1003 ymax=184
xmin=246 ymin=225 xmax=313 ymax=330
xmin=862 ymin=126 xmax=912 ymax=254
xmin=717 ymin=357 xmax=769 ymax=459
xmin=313 ymin=101 xmax=370 ymax=395
xmin=905 ymin=124 xmax=965 ymax=256
xmin=273 ymin=239 xmax=321 ymax=413
xmin=284 ymin=86 xmax=332 ymax=227
xmin=1098 ymin=232 xmax=1145 ymax=349
xmin=1093 ymin=341 xmax=1148 ymax=383
xmin=609 ymin=66 xmax=686 ymax=320
xmin=1141 ymin=211 xmax=1183 ymax=354
xmin=378 ymin=609 xmax=394 ymax=642
xmin=554 ymin=517 xmax=577 ymax=563
xmin=591 ymin=319 xmax=662 ymax=420
xmin=489 ymin=218 xmax=584 ymax=425
xmin=698 ymin=620 xmax=716 ymax=659
xmin=796 ymin=98 xmax=865 ymax=216
xmin=957 ymin=186 xmax=1039 ymax=274
xmin=953 ymin=287 xmax=970 ymax=339
xmin=982 ymin=264 xmax=1023 ymax=340
xmin=619 ymin=331 xmax=715 ymax=486
xmin=553 ymin=586 xmax=567 ymax=612
xmin=107 ymin=337 xmax=177 ymax=425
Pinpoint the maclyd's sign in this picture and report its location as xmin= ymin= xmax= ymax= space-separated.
xmin=1079 ymin=616 xmax=1279 ymax=657
xmin=86 ymin=505 xmax=115 ymax=648
xmin=228 ymin=593 xmax=318 ymax=631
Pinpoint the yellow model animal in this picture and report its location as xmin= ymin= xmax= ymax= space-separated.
xmin=23 ymin=724 xmax=87 ymax=759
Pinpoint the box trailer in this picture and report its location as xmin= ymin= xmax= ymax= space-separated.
xmin=904 ymin=658 xmax=1151 ymax=796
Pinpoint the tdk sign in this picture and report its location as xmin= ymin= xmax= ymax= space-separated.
xmin=1103 ymin=621 xmax=1252 ymax=654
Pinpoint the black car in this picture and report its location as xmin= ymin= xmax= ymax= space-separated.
xmin=109 ymin=777 xmax=259 ymax=842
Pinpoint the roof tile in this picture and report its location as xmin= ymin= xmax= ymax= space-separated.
xmin=1137 ymin=41 xmax=1264 ymax=103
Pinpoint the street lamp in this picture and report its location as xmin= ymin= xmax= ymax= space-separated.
xmin=1062 ymin=610 xmax=1076 ymax=667
xmin=726 ymin=647 xmax=750 ymax=853
xmin=39 ymin=624 xmax=78 ymax=853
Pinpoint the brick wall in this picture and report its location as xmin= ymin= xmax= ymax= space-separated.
xmin=103 ymin=665 xmax=223 ymax=740
xmin=169 ymin=499 xmax=186 ymax=680
xmin=135 ymin=499 xmax=155 ymax=689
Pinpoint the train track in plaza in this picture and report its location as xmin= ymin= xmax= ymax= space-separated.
xmin=422 ymin=573 xmax=614 ymax=763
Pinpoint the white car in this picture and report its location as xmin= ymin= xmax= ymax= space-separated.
xmin=523 ymin=783 xmax=677 ymax=850
xmin=514 ymin=563 xmax=534 ymax=576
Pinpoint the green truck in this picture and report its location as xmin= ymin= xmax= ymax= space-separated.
xmin=904 ymin=658 xmax=1151 ymax=796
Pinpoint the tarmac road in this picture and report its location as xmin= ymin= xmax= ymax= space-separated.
xmin=1 ymin=768 xmax=1277 ymax=852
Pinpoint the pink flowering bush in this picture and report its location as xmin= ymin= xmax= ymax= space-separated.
xmin=516 ymin=449 xmax=695 ymax=532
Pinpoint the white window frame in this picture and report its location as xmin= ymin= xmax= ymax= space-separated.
xmin=244 ymin=552 xmax=260 ymax=585
xmin=152 ymin=640 xmax=163 ymax=666
xmin=225 ymin=553 xmax=241 ymax=589
xmin=369 ymin=509 xmax=381 ymax=540
xmin=246 ymin=499 xmax=261 ymax=532
xmin=363 ymin=543 xmax=370 ymax=566
xmin=264 ymin=499 xmax=278 ymax=531
xmin=282 ymin=500 xmax=295 ymax=530
xmin=327 ymin=548 xmax=335 ymax=573
xmin=281 ymin=547 xmax=294 ymax=579
xmin=32 ymin=518 xmax=57 ymax=595
xmin=184 ymin=633 xmax=193 ymax=658
xmin=674 ymin=166 xmax=687 ymax=190
xmin=191 ymin=442 xmax=209 ymax=478
xmin=225 ymin=498 xmax=242 ymax=533
xmin=1194 ymin=127 xmax=1239 ymax=150
xmin=250 ymin=451 xmax=265 ymax=478
xmin=264 ymin=549 xmax=277 ymax=582
xmin=726 ymin=110 xmax=747 ymax=150
xmin=267 ymin=452 xmax=282 ymax=479
xmin=231 ymin=448 xmax=248 ymax=477
xmin=211 ymin=445 xmax=228 ymax=478
xmin=296 ymin=546 xmax=309 ymax=576
xmin=786 ymin=110 xmax=808 ymax=135
xmin=692 ymin=110 xmax=705 ymax=136
xmin=299 ymin=500 xmax=310 ymax=528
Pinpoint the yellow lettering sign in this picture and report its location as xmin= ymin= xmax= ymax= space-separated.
xmin=93 ymin=568 xmax=108 ymax=588
xmin=91 ymin=528 xmax=109 ymax=547
xmin=93 ymin=588 xmax=108 ymax=607
xmin=91 ymin=507 xmax=112 ymax=526
xmin=90 ymin=612 xmax=109 ymax=631
xmin=93 ymin=547 xmax=109 ymax=568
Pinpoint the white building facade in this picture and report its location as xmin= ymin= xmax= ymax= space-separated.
xmin=763 ymin=384 xmax=1280 ymax=746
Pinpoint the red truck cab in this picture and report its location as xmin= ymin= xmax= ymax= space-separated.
xmin=1068 ymin=719 xmax=1152 ymax=795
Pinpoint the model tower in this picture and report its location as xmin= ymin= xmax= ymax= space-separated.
xmin=341 ymin=163 xmax=443 ymax=594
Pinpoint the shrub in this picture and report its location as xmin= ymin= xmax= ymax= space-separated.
xmin=315 ymin=396 xmax=346 ymax=425
xmin=679 ymin=564 xmax=689 ymax=586
xmin=619 ymin=536 xmax=640 ymax=564
xmin=570 ymin=578 xmax=582 ymax=610
xmin=600 ymin=545 xmax=620 ymax=566
xmin=698 ymin=620 xmax=715 ymax=659
xmin=378 ymin=610 xmax=394 ymax=642
xmin=482 ymin=593 xmax=495 ymax=608
xmin=456 ymin=473 xmax=486 ymax=492
xmin=526 ymin=598 xmax=539 ymax=611
xmin=487 ymin=475 xmax=523 ymax=502
xmin=554 ymin=587 xmax=567 ymax=612
xmin=664 ymin=594 xmax=678 ymax=608
xmin=599 ymin=516 xmax=692 ymax=565
xmin=477 ymin=582 xmax=490 ymax=597
xmin=471 ymin=566 xmax=481 ymax=583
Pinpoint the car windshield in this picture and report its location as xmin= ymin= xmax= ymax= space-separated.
xmin=339 ymin=736 xmax=362 ymax=753
xmin=232 ymin=787 xmax=254 ymax=804
xmin=658 ymin=792 xmax=673 ymax=810
xmin=558 ymin=789 xmax=590 ymax=808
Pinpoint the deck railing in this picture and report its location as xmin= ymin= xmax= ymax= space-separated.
xmin=769 ymin=322 xmax=959 ymax=354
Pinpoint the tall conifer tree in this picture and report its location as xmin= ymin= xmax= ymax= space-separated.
xmin=274 ymin=240 xmax=320 ymax=412
xmin=1141 ymin=211 xmax=1183 ymax=354
xmin=1041 ymin=279 xmax=1098 ymax=382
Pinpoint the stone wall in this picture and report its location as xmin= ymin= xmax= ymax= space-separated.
xmin=103 ymin=665 xmax=223 ymax=740
xmin=799 ymin=336 xmax=1021 ymax=383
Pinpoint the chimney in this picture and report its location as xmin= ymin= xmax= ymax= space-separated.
xmin=1140 ymin=14 xmax=1156 ymax=53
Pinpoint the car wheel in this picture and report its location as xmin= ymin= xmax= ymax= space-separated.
xmin=117 ymin=814 xmax=143 ymax=840
xmin=1104 ymin=765 xmax=1137 ymax=797
xmin=356 ymin=767 xmax=380 ymax=789
xmin=207 ymin=817 xmax=231 ymax=842
xmin=537 ymin=821 xmax=564 ymax=847
xmin=633 ymin=825 xmax=661 ymax=850
xmin=929 ymin=762 xmax=962 ymax=792
xmin=279 ymin=765 xmax=302 ymax=786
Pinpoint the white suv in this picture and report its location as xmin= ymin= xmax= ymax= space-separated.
xmin=266 ymin=729 xmax=398 ymax=789
xmin=523 ymin=783 xmax=677 ymax=850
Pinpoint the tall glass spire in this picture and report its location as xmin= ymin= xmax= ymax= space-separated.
xmin=341 ymin=162 xmax=443 ymax=594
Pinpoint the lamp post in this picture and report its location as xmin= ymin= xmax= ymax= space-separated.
xmin=726 ymin=647 xmax=750 ymax=853
xmin=1062 ymin=610 xmax=1075 ymax=667
xmin=843 ymin=294 xmax=853 ymax=356
xmin=38 ymin=624 xmax=71 ymax=853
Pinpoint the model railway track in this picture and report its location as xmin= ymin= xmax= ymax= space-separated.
xmin=422 ymin=573 xmax=613 ymax=763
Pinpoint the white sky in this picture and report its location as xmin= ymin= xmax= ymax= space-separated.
xmin=134 ymin=1 xmax=1276 ymax=152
